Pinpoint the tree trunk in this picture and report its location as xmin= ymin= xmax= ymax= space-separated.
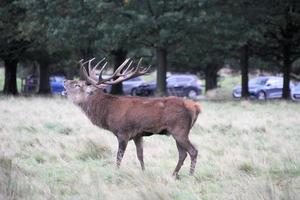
xmin=38 ymin=61 xmax=51 ymax=94
xmin=204 ymin=63 xmax=218 ymax=92
xmin=3 ymin=58 xmax=18 ymax=95
xmin=156 ymin=48 xmax=167 ymax=96
xmin=110 ymin=49 xmax=127 ymax=95
xmin=282 ymin=43 xmax=291 ymax=99
xmin=240 ymin=44 xmax=249 ymax=98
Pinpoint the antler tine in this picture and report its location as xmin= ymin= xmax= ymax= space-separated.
xmin=135 ymin=58 xmax=151 ymax=74
xmin=97 ymin=58 xmax=131 ymax=84
xmin=79 ymin=59 xmax=90 ymax=66
xmin=91 ymin=58 xmax=106 ymax=75
xmin=80 ymin=57 xmax=150 ymax=87
xmin=103 ymin=58 xmax=151 ymax=85
xmin=115 ymin=58 xmax=131 ymax=75
xmin=79 ymin=59 xmax=91 ymax=78
xmin=120 ymin=60 xmax=134 ymax=75
xmin=142 ymin=65 xmax=152 ymax=73
xmin=97 ymin=62 xmax=108 ymax=82
xmin=88 ymin=58 xmax=96 ymax=75
xmin=82 ymin=63 xmax=101 ymax=87
xmin=137 ymin=58 xmax=143 ymax=67
xmin=129 ymin=58 xmax=150 ymax=75
xmin=79 ymin=58 xmax=103 ymax=89
xmin=79 ymin=59 xmax=90 ymax=79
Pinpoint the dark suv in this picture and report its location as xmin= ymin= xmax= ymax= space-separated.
xmin=135 ymin=74 xmax=202 ymax=98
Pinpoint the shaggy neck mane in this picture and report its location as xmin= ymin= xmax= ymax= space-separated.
xmin=78 ymin=92 xmax=115 ymax=130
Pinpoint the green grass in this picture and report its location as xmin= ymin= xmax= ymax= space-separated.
xmin=0 ymin=67 xmax=4 ymax=90
xmin=204 ymin=74 xmax=241 ymax=100
xmin=0 ymin=97 xmax=299 ymax=199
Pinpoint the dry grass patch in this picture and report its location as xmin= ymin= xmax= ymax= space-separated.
xmin=0 ymin=97 xmax=299 ymax=199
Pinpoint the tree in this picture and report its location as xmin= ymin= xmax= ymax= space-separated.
xmin=129 ymin=0 xmax=204 ymax=96
xmin=23 ymin=0 xmax=75 ymax=94
xmin=247 ymin=0 xmax=300 ymax=99
xmin=95 ymin=1 xmax=132 ymax=95
xmin=64 ymin=0 xmax=136 ymax=95
xmin=208 ymin=0 xmax=255 ymax=97
xmin=0 ymin=0 xmax=32 ymax=94
xmin=169 ymin=0 xmax=242 ymax=92
xmin=240 ymin=44 xmax=249 ymax=97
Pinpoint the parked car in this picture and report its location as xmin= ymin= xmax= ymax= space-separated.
xmin=50 ymin=75 xmax=65 ymax=94
xmin=101 ymin=76 xmax=145 ymax=95
xmin=123 ymin=77 xmax=145 ymax=95
xmin=23 ymin=74 xmax=39 ymax=92
xmin=232 ymin=76 xmax=294 ymax=100
xmin=135 ymin=74 xmax=202 ymax=98
xmin=291 ymin=82 xmax=300 ymax=101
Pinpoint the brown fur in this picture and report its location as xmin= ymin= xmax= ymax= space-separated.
xmin=64 ymin=80 xmax=201 ymax=176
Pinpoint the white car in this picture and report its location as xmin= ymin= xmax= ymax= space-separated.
xmin=291 ymin=82 xmax=300 ymax=101
xmin=233 ymin=76 xmax=294 ymax=100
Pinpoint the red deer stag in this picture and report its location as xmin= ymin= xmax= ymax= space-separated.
xmin=63 ymin=58 xmax=201 ymax=177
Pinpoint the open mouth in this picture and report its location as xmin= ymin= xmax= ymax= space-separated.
xmin=61 ymin=84 xmax=68 ymax=96
xmin=61 ymin=90 xmax=67 ymax=96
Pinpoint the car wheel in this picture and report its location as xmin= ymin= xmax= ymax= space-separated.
xmin=257 ymin=91 xmax=266 ymax=100
xmin=131 ymin=88 xmax=138 ymax=96
xmin=186 ymin=88 xmax=198 ymax=99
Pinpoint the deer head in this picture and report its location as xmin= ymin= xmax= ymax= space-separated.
xmin=63 ymin=58 xmax=150 ymax=104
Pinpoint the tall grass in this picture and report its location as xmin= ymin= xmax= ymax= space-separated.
xmin=0 ymin=97 xmax=299 ymax=199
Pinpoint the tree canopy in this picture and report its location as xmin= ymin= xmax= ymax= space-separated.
xmin=1 ymin=0 xmax=300 ymax=98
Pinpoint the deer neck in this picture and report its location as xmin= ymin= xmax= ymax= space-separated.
xmin=78 ymin=91 xmax=112 ymax=130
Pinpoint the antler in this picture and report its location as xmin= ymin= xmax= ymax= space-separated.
xmin=80 ymin=58 xmax=151 ymax=88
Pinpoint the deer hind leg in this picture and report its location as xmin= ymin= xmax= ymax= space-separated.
xmin=172 ymin=141 xmax=187 ymax=178
xmin=134 ymin=137 xmax=145 ymax=170
xmin=116 ymin=137 xmax=128 ymax=168
xmin=173 ymin=133 xmax=198 ymax=175
xmin=185 ymin=140 xmax=198 ymax=175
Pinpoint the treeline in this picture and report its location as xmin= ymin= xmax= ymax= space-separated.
xmin=0 ymin=0 xmax=300 ymax=97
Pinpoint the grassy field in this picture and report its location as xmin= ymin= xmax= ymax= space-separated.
xmin=0 ymin=97 xmax=299 ymax=200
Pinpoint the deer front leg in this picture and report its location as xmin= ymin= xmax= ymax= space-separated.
xmin=116 ymin=137 xmax=128 ymax=168
xmin=134 ymin=137 xmax=145 ymax=170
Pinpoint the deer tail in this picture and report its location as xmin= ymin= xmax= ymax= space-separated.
xmin=184 ymin=100 xmax=202 ymax=128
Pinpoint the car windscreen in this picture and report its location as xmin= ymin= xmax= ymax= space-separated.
xmin=50 ymin=76 xmax=65 ymax=82
xmin=168 ymin=76 xmax=192 ymax=83
xmin=127 ymin=77 xmax=141 ymax=82
xmin=249 ymin=78 xmax=268 ymax=85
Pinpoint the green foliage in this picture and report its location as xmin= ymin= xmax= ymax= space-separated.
xmin=0 ymin=0 xmax=31 ymax=60
xmin=1 ymin=0 xmax=300 ymax=94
